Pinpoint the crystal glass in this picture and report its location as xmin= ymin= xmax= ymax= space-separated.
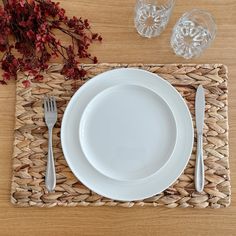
xmin=134 ymin=0 xmax=175 ymax=38
xmin=171 ymin=9 xmax=217 ymax=59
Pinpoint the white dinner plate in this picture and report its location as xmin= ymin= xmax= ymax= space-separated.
xmin=61 ymin=68 xmax=194 ymax=201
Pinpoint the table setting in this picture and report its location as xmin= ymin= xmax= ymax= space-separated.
xmin=11 ymin=63 xmax=230 ymax=208
xmin=0 ymin=0 xmax=230 ymax=209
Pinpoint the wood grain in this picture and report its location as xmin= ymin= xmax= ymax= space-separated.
xmin=0 ymin=0 xmax=235 ymax=235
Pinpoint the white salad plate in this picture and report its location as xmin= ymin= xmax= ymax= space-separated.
xmin=61 ymin=68 xmax=194 ymax=201
xmin=79 ymin=84 xmax=177 ymax=181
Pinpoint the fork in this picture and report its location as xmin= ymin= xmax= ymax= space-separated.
xmin=44 ymin=96 xmax=57 ymax=192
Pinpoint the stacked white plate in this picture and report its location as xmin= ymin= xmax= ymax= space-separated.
xmin=61 ymin=68 xmax=194 ymax=201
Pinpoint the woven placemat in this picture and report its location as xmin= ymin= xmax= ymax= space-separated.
xmin=11 ymin=63 xmax=231 ymax=208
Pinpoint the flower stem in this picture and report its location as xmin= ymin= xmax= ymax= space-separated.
xmin=2 ymin=0 xmax=7 ymax=6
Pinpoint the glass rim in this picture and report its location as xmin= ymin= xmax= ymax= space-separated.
xmin=136 ymin=0 xmax=175 ymax=7
xmin=183 ymin=9 xmax=217 ymax=33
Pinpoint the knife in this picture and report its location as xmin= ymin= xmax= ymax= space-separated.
xmin=195 ymin=85 xmax=205 ymax=192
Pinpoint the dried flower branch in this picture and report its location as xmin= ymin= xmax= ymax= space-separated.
xmin=0 ymin=0 xmax=102 ymax=86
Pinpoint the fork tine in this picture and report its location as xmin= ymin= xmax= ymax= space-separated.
xmin=47 ymin=97 xmax=51 ymax=112
xmin=52 ymin=97 xmax=57 ymax=112
xmin=44 ymin=97 xmax=48 ymax=112
xmin=50 ymin=97 xmax=54 ymax=112
xmin=49 ymin=97 xmax=54 ymax=111
xmin=48 ymin=97 xmax=52 ymax=111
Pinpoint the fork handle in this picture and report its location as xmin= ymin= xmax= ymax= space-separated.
xmin=45 ymin=127 xmax=56 ymax=192
xmin=195 ymin=134 xmax=204 ymax=192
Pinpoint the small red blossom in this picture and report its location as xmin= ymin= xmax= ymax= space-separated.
xmin=0 ymin=80 xmax=7 ymax=84
xmin=19 ymin=0 xmax=25 ymax=7
xmin=3 ymin=72 xmax=11 ymax=80
xmin=27 ymin=0 xmax=34 ymax=5
xmin=19 ymin=21 xmax=27 ymax=27
xmin=79 ymin=68 xmax=86 ymax=78
xmin=22 ymin=79 xmax=30 ymax=88
xmin=26 ymin=29 xmax=35 ymax=40
xmin=84 ymin=19 xmax=89 ymax=28
xmin=34 ymin=74 xmax=43 ymax=81
xmin=93 ymin=56 xmax=98 ymax=64
xmin=92 ymin=33 xmax=98 ymax=40
xmin=98 ymin=35 xmax=103 ymax=41
xmin=58 ymin=8 xmax=65 ymax=18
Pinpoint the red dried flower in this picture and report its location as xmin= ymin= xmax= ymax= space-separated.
xmin=22 ymin=79 xmax=30 ymax=87
xmin=34 ymin=74 xmax=44 ymax=81
xmin=26 ymin=29 xmax=35 ymax=40
xmin=19 ymin=0 xmax=25 ymax=7
xmin=3 ymin=72 xmax=11 ymax=80
xmin=0 ymin=0 xmax=102 ymax=86
xmin=84 ymin=19 xmax=90 ymax=28
xmin=93 ymin=56 xmax=98 ymax=64
xmin=98 ymin=35 xmax=103 ymax=41
xmin=27 ymin=0 xmax=34 ymax=5
xmin=92 ymin=33 xmax=98 ymax=40
xmin=0 ymin=80 xmax=7 ymax=84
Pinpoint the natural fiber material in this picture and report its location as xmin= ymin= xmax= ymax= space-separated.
xmin=11 ymin=63 xmax=231 ymax=208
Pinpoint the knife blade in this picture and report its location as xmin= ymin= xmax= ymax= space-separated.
xmin=195 ymin=85 xmax=205 ymax=134
xmin=195 ymin=85 xmax=205 ymax=192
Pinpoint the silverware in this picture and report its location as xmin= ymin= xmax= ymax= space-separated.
xmin=195 ymin=85 xmax=205 ymax=192
xmin=44 ymin=96 xmax=57 ymax=192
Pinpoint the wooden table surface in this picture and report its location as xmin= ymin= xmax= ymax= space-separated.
xmin=0 ymin=0 xmax=235 ymax=235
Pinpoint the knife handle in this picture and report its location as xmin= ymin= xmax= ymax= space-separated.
xmin=195 ymin=134 xmax=205 ymax=192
